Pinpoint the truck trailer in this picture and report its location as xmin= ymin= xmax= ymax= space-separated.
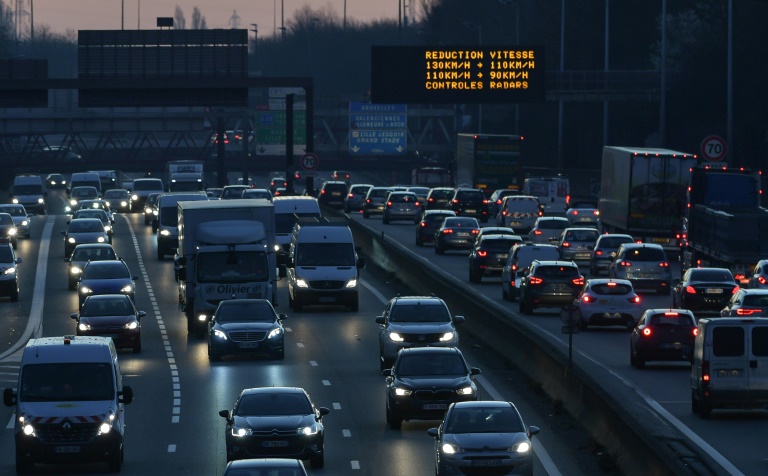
xmin=456 ymin=134 xmax=524 ymax=195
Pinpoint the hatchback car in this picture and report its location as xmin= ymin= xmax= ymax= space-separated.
xmin=0 ymin=243 xmax=21 ymax=301
xmin=332 ymin=170 xmax=351 ymax=182
xmin=78 ymin=259 xmax=139 ymax=308
xmin=426 ymin=187 xmax=456 ymax=211
xmin=427 ymin=401 xmax=539 ymax=476
xmin=450 ymin=188 xmax=489 ymax=222
xmin=630 ymin=309 xmax=697 ymax=368
xmin=207 ymin=299 xmax=287 ymax=361
xmin=102 ymin=189 xmax=132 ymax=213
xmin=416 ymin=210 xmax=456 ymax=246
xmin=468 ymin=234 xmax=520 ymax=283
xmin=205 ymin=187 xmax=223 ymax=199
xmin=518 ymin=260 xmax=584 ymax=314
xmin=343 ymin=184 xmax=373 ymax=213
xmin=0 ymin=213 xmax=18 ymax=250
xmin=672 ymin=267 xmax=739 ymax=313
xmin=556 ymin=227 xmax=600 ymax=265
xmin=219 ymin=387 xmax=329 ymax=468
xmin=572 ymin=279 xmax=643 ymax=329
xmin=501 ymin=244 xmax=560 ymax=301
xmin=476 ymin=226 xmax=519 ymax=240
xmin=565 ymin=205 xmax=600 ymax=227
xmin=0 ymin=204 xmax=29 ymax=238
xmin=71 ymin=294 xmax=145 ymax=353
xmin=269 ymin=177 xmax=288 ymax=194
xmin=222 ymin=458 xmax=309 ymax=476
xmin=589 ymin=234 xmax=635 ymax=276
xmin=363 ymin=186 xmax=392 ymax=218
xmin=317 ymin=181 xmax=348 ymax=208
xmin=72 ymin=209 xmax=113 ymax=242
xmin=382 ymin=191 xmax=421 ymax=224
xmin=748 ymin=260 xmax=768 ymax=289
xmin=406 ymin=186 xmax=430 ymax=209
xmin=720 ymin=289 xmax=768 ymax=316
xmin=434 ymin=217 xmax=480 ymax=254
xmin=383 ymin=347 xmax=480 ymax=429
xmin=75 ymin=199 xmax=115 ymax=224
xmin=45 ymin=173 xmax=67 ymax=189
xmin=608 ymin=243 xmax=672 ymax=295
xmin=62 ymin=218 xmax=108 ymax=258
xmin=375 ymin=295 xmax=464 ymax=369
xmin=143 ymin=192 xmax=161 ymax=225
xmin=528 ymin=216 xmax=570 ymax=244
xmin=67 ymin=243 xmax=118 ymax=290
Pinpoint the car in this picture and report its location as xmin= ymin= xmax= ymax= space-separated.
xmin=71 ymin=294 xmax=145 ymax=353
xmin=382 ymin=191 xmax=421 ymax=224
xmin=468 ymin=234 xmax=521 ymax=283
xmin=416 ymin=210 xmax=456 ymax=246
xmin=488 ymin=188 xmax=522 ymax=219
xmin=450 ymin=188 xmax=489 ymax=222
xmin=425 ymin=187 xmax=455 ymax=211
xmin=383 ymin=347 xmax=480 ymax=429
xmin=556 ymin=227 xmax=600 ymax=265
xmin=332 ymin=170 xmax=351 ymax=182
xmin=65 ymin=185 xmax=99 ymax=213
xmin=236 ymin=177 xmax=255 ymax=188
xmin=476 ymin=226 xmax=519 ymax=240
xmin=434 ymin=216 xmax=480 ymax=254
xmin=241 ymin=188 xmax=273 ymax=201
xmin=72 ymin=209 xmax=113 ymax=242
xmin=343 ymin=183 xmax=372 ymax=213
xmin=45 ymin=173 xmax=67 ymax=189
xmin=528 ymin=216 xmax=570 ymax=244
xmin=102 ymin=189 xmax=132 ymax=212
xmin=269 ymin=176 xmax=288 ymax=194
xmin=608 ymin=243 xmax=672 ymax=295
xmin=375 ymin=295 xmax=464 ymax=369
xmin=67 ymin=243 xmax=118 ymax=290
xmin=222 ymin=458 xmax=309 ymax=476
xmin=630 ymin=309 xmax=697 ymax=368
xmin=143 ymin=192 xmax=161 ymax=225
xmin=0 ymin=204 xmax=30 ymax=238
xmin=748 ymin=259 xmax=768 ymax=289
xmin=565 ymin=206 xmax=600 ymax=227
xmin=205 ymin=187 xmax=223 ymax=199
xmin=571 ymin=278 xmax=643 ymax=330
xmin=77 ymin=259 xmax=139 ymax=308
xmin=317 ymin=181 xmax=348 ymax=208
xmin=589 ymin=233 xmax=635 ymax=276
xmin=71 ymin=199 xmax=115 ymax=224
xmin=363 ymin=186 xmax=393 ymax=218
xmin=518 ymin=260 xmax=584 ymax=314
xmin=671 ymin=267 xmax=739 ymax=314
xmin=427 ymin=401 xmax=540 ymax=476
xmin=207 ymin=299 xmax=287 ymax=361
xmin=720 ymin=288 xmax=768 ymax=316
xmin=406 ymin=186 xmax=430 ymax=208
xmin=501 ymin=244 xmax=560 ymax=301
xmin=221 ymin=185 xmax=250 ymax=200
xmin=274 ymin=187 xmax=287 ymax=197
xmin=219 ymin=387 xmax=329 ymax=467
xmin=0 ymin=243 xmax=21 ymax=301
xmin=62 ymin=218 xmax=108 ymax=258
xmin=130 ymin=177 xmax=165 ymax=212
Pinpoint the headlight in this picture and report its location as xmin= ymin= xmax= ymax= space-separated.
xmin=70 ymin=199 xmax=77 ymax=206
xmin=7 ymin=228 xmax=16 ymax=236
xmin=21 ymin=220 xmax=28 ymax=226
xmin=512 ymin=441 xmax=531 ymax=453
xmin=273 ymin=244 xmax=281 ymax=252
xmin=97 ymin=237 xmax=105 ymax=243
xmin=11 ymin=198 xmax=18 ymax=204
xmin=78 ymin=322 xmax=91 ymax=331
xmin=65 ymin=206 xmax=72 ymax=212
xmin=456 ymin=386 xmax=475 ymax=396
xmin=104 ymin=225 xmax=111 ymax=232
xmin=105 ymin=201 xmax=111 ymax=207
xmin=4 ymin=266 xmax=16 ymax=275
xmin=50 ymin=180 xmax=56 ymax=185
xmin=232 ymin=427 xmax=252 ymax=437
xmin=296 ymin=278 xmax=308 ymax=288
xmin=37 ymin=198 xmax=44 ymax=204
xmin=198 ymin=314 xmax=208 ymax=321
xmin=438 ymin=331 xmax=455 ymax=342
xmin=388 ymin=332 xmax=405 ymax=342
xmin=79 ymin=286 xmax=93 ymax=294
xmin=144 ymin=207 xmax=152 ymax=214
xmin=441 ymin=443 xmax=463 ymax=454
xmin=393 ymin=387 xmax=412 ymax=396
xmin=21 ymin=420 xmax=35 ymax=436
xmin=120 ymin=201 xmax=128 ymax=207
xmin=132 ymin=194 xmax=139 ymax=201
xmin=98 ymin=422 xmax=112 ymax=435
xmin=160 ymin=229 xmax=171 ymax=236
xmin=121 ymin=284 xmax=134 ymax=293
xmin=267 ymin=328 xmax=282 ymax=339
xmin=68 ymin=237 xmax=76 ymax=243
xmin=298 ymin=423 xmax=318 ymax=435
xmin=70 ymin=266 xmax=82 ymax=275
xmin=153 ymin=210 xmax=158 ymax=216
xmin=345 ymin=278 xmax=357 ymax=288
xmin=214 ymin=329 xmax=227 ymax=340
xmin=124 ymin=321 xmax=139 ymax=330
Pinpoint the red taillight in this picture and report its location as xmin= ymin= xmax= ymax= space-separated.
xmin=502 ymin=210 xmax=507 ymax=216
xmin=366 ymin=198 xmax=371 ymax=203
xmin=664 ymin=311 xmax=679 ymax=316
xmin=572 ymin=210 xmax=579 ymax=215
xmin=348 ymin=193 xmax=354 ymax=198
xmin=628 ymin=295 xmax=640 ymax=303
xmin=685 ymin=285 xmax=696 ymax=294
xmin=529 ymin=276 xmax=544 ymax=285
xmin=572 ymin=276 xmax=584 ymax=286
xmin=320 ymin=190 xmax=326 ymax=195
xmin=736 ymin=308 xmax=762 ymax=316
xmin=642 ymin=328 xmax=652 ymax=337
xmin=595 ymin=250 xmax=603 ymax=256
xmin=734 ymin=273 xmax=747 ymax=283
xmin=511 ymin=264 xmax=518 ymax=271
xmin=442 ymin=229 xmax=454 ymax=234
xmin=478 ymin=250 xmax=488 ymax=257
xmin=509 ymin=280 xmax=516 ymax=288
xmin=533 ymin=230 xmax=543 ymax=235
xmin=619 ymin=261 xmax=632 ymax=267
xmin=386 ymin=201 xmax=393 ymax=207
xmin=758 ymin=276 xmax=767 ymax=285
xmin=731 ymin=286 xmax=740 ymax=294
xmin=453 ymin=199 xmax=459 ymax=204
xmin=592 ymin=210 xmax=599 ymax=216
xmin=703 ymin=360 xmax=710 ymax=382
xmin=581 ymin=295 xmax=593 ymax=303
xmin=420 ymin=222 xmax=427 ymax=227
xmin=693 ymin=328 xmax=699 ymax=337
xmin=659 ymin=262 xmax=670 ymax=267
xmin=415 ymin=201 xmax=420 ymax=207
xmin=606 ymin=282 xmax=617 ymax=286
xmin=471 ymin=229 xmax=479 ymax=235
xmin=562 ymin=242 xmax=571 ymax=248
xmin=429 ymin=198 xmax=434 ymax=202
xmin=496 ymin=199 xmax=503 ymax=205
xmin=482 ymin=199 xmax=488 ymax=204
xmin=283 ymin=182 xmax=287 ymax=187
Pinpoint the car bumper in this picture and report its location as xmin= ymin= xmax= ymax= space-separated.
xmin=681 ymin=295 xmax=732 ymax=312
xmin=77 ymin=328 xmax=140 ymax=349
xmin=209 ymin=336 xmax=284 ymax=357
xmin=15 ymin=429 xmax=123 ymax=465
xmin=293 ymin=288 xmax=358 ymax=307
xmin=388 ymin=394 xmax=476 ymax=421
xmin=438 ymin=451 xmax=534 ymax=475
xmin=635 ymin=339 xmax=693 ymax=362
xmin=0 ymin=276 xmax=18 ymax=295
xmin=560 ymin=250 xmax=593 ymax=263
xmin=526 ymin=292 xmax=578 ymax=308
xmin=436 ymin=237 xmax=475 ymax=249
xmin=225 ymin=434 xmax=323 ymax=461
xmin=364 ymin=204 xmax=385 ymax=214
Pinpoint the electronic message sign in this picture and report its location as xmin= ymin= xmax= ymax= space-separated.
xmin=371 ymin=45 xmax=545 ymax=104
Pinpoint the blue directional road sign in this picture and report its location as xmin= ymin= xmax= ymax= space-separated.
xmin=349 ymin=130 xmax=407 ymax=155
xmin=349 ymin=102 xmax=407 ymax=155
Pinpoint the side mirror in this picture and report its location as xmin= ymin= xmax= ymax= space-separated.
xmin=218 ymin=409 xmax=231 ymax=421
xmin=318 ymin=407 xmax=330 ymax=418
xmin=15 ymin=257 xmax=22 ymax=264
xmin=70 ymin=313 xmax=79 ymax=320
xmin=137 ymin=311 xmax=146 ymax=319
xmin=381 ymin=368 xmax=392 ymax=377
xmin=427 ymin=427 xmax=439 ymax=438
xmin=278 ymin=313 xmax=288 ymax=320
xmin=61 ymin=231 xmax=66 ymax=235
xmin=4 ymin=388 xmax=16 ymax=407
xmin=528 ymin=425 xmax=541 ymax=437
xmin=132 ymin=276 xmax=140 ymax=281
xmin=470 ymin=367 xmax=482 ymax=376
xmin=375 ymin=316 xmax=385 ymax=324
xmin=453 ymin=315 xmax=465 ymax=324
xmin=177 ymin=256 xmax=186 ymax=266
xmin=119 ymin=386 xmax=133 ymax=405
xmin=672 ymin=278 xmax=681 ymax=286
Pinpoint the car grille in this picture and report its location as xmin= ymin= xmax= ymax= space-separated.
xmin=459 ymin=465 xmax=516 ymax=476
xmin=36 ymin=422 xmax=99 ymax=444
xmin=229 ymin=331 xmax=267 ymax=342
xmin=414 ymin=389 xmax=455 ymax=401
xmin=248 ymin=428 xmax=297 ymax=437
xmin=402 ymin=333 xmax=442 ymax=344
xmin=309 ymin=280 xmax=345 ymax=290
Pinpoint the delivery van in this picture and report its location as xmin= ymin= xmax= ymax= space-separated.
xmin=523 ymin=177 xmax=570 ymax=216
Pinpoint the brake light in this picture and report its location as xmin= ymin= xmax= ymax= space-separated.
xmin=511 ymin=264 xmax=518 ymax=271
xmin=533 ymin=230 xmax=543 ymax=235
xmin=628 ymin=295 xmax=640 ymax=303
xmin=502 ymin=210 xmax=507 ymax=216
xmin=429 ymin=198 xmax=434 ymax=202
xmin=606 ymin=281 xmax=617 ymax=286
xmin=593 ymin=210 xmax=599 ymax=216
xmin=734 ymin=273 xmax=747 ymax=283
xmin=619 ymin=261 xmax=632 ymax=266
xmin=659 ymin=262 xmax=669 ymax=267
xmin=693 ymin=328 xmax=699 ymax=336
xmin=482 ymin=199 xmax=488 ymax=204
xmin=478 ymin=250 xmax=488 ymax=257
xmin=415 ymin=201 xmax=420 ymax=207
xmin=509 ymin=280 xmax=516 ymax=288
xmin=731 ymin=286 xmax=740 ymax=294
xmin=685 ymin=286 xmax=696 ymax=294
xmin=759 ymin=276 xmax=767 ymax=285
xmin=664 ymin=312 xmax=679 ymax=316
xmin=496 ymin=199 xmax=503 ymax=205
xmin=736 ymin=308 xmax=762 ymax=316
xmin=595 ymin=250 xmax=603 ymax=256
xmin=471 ymin=229 xmax=479 ymax=235
xmin=420 ymin=222 xmax=427 ymax=227
xmin=387 ymin=201 xmax=393 ymax=207
xmin=572 ymin=276 xmax=584 ymax=286
xmin=562 ymin=242 xmax=571 ymax=247
xmin=442 ymin=229 xmax=454 ymax=234
xmin=529 ymin=276 xmax=543 ymax=285
xmin=348 ymin=193 xmax=354 ymax=198
xmin=703 ymin=360 xmax=710 ymax=382
xmin=320 ymin=190 xmax=326 ymax=195
xmin=572 ymin=210 xmax=579 ymax=215
xmin=366 ymin=198 xmax=371 ymax=203
xmin=453 ymin=199 xmax=459 ymax=204
xmin=642 ymin=328 xmax=652 ymax=336
xmin=581 ymin=295 xmax=594 ymax=303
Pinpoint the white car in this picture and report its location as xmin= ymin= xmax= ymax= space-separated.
xmin=528 ymin=217 xmax=570 ymax=244
xmin=571 ymin=278 xmax=643 ymax=330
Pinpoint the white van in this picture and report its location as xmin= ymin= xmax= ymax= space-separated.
xmin=273 ymin=196 xmax=321 ymax=253
xmin=498 ymin=195 xmax=541 ymax=233
xmin=691 ymin=317 xmax=768 ymax=418
xmin=11 ymin=175 xmax=46 ymax=215
xmin=3 ymin=335 xmax=133 ymax=473
xmin=523 ymin=177 xmax=570 ymax=216
xmin=287 ymin=219 xmax=365 ymax=312
xmin=69 ymin=172 xmax=102 ymax=197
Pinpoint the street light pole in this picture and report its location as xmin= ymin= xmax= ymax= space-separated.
xmin=659 ymin=0 xmax=667 ymax=147
xmin=727 ymin=0 xmax=733 ymax=163
xmin=603 ymin=0 xmax=610 ymax=145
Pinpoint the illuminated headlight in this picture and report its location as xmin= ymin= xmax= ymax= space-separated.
xmin=21 ymin=421 xmax=36 ymax=436
xmin=144 ymin=207 xmax=152 ymax=214
xmin=3 ymin=266 xmax=16 ymax=275
xmin=214 ymin=329 xmax=227 ymax=340
xmin=438 ymin=332 xmax=455 ymax=342
xmin=441 ymin=443 xmax=463 ymax=454
xmin=232 ymin=427 xmax=252 ymax=437
xmin=70 ymin=266 xmax=82 ymax=275
xmin=62 ymin=180 xmax=66 ymax=184
xmin=105 ymin=201 xmax=111 ymax=207
xmin=120 ymin=201 xmax=128 ymax=207
xmin=21 ymin=220 xmax=28 ymax=226
xmin=198 ymin=314 xmax=208 ymax=321
xmin=97 ymin=237 xmax=105 ymax=243
xmin=393 ymin=387 xmax=412 ymax=396
xmin=50 ymin=180 xmax=56 ymax=185
xmin=37 ymin=198 xmax=44 ymax=204
xmin=70 ymin=199 xmax=78 ymax=206
xmin=104 ymin=225 xmax=111 ymax=233
xmin=124 ymin=321 xmax=139 ymax=330
xmin=132 ymin=194 xmax=138 ymax=201
xmin=91 ymin=203 xmax=100 ymax=209
xmin=78 ymin=323 xmax=91 ymax=331
xmin=65 ymin=206 xmax=72 ymax=212
xmin=7 ymin=228 xmax=16 ymax=236
xmin=345 ymin=278 xmax=357 ymax=288
xmin=456 ymin=386 xmax=476 ymax=396
xmin=160 ymin=229 xmax=171 ymax=236
xmin=267 ymin=328 xmax=282 ymax=339
xmin=120 ymin=284 xmax=134 ymax=293
xmin=153 ymin=210 xmax=158 ymax=216
xmin=98 ymin=422 xmax=112 ymax=435
xmin=512 ymin=441 xmax=531 ymax=453
xmin=79 ymin=286 xmax=93 ymax=294
xmin=68 ymin=237 xmax=76 ymax=243
xmin=296 ymin=278 xmax=308 ymax=288
xmin=298 ymin=423 xmax=318 ymax=435
xmin=388 ymin=332 xmax=405 ymax=342
xmin=273 ymin=244 xmax=281 ymax=252
xmin=11 ymin=198 xmax=18 ymax=204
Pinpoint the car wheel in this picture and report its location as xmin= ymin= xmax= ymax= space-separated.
xmin=519 ymin=299 xmax=528 ymax=315
xmin=414 ymin=217 xmax=420 ymax=224
xmin=310 ymin=451 xmax=325 ymax=469
xmin=660 ymin=285 xmax=671 ymax=296
xmin=68 ymin=280 xmax=76 ymax=291
xmin=634 ymin=350 xmax=645 ymax=369
xmin=15 ymin=450 xmax=31 ymax=475
xmin=698 ymin=393 xmax=712 ymax=418
xmin=386 ymin=402 xmax=402 ymax=430
xmin=291 ymin=295 xmax=303 ymax=312
xmin=208 ymin=343 xmax=221 ymax=362
xmin=106 ymin=445 xmax=122 ymax=473
xmin=133 ymin=341 xmax=142 ymax=354
xmin=590 ymin=265 xmax=598 ymax=276
xmin=379 ymin=355 xmax=388 ymax=371
xmin=157 ymin=247 xmax=164 ymax=260
xmin=626 ymin=317 xmax=635 ymax=331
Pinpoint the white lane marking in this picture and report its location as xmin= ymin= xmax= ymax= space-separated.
xmin=309 ymin=361 xmax=318 ymax=367
xmin=284 ymin=326 xmax=293 ymax=333
xmin=296 ymin=343 xmax=305 ymax=348
xmin=342 ymin=429 xmax=351 ymax=437
xmin=6 ymin=414 xmax=14 ymax=429
xmin=350 ymin=461 xmax=360 ymax=470
xmin=360 ymin=278 xmax=388 ymax=304
xmin=333 ymin=403 xmax=341 ymax=410
xmin=322 ymin=380 xmax=331 ymax=386
xmin=167 ymin=444 xmax=176 ymax=453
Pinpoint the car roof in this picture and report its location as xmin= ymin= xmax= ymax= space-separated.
xmin=586 ymin=278 xmax=633 ymax=286
xmin=533 ymin=260 xmax=579 ymax=267
xmin=391 ymin=296 xmax=446 ymax=305
xmin=399 ymin=346 xmax=462 ymax=356
xmin=84 ymin=260 xmax=126 ymax=269
xmin=240 ymin=387 xmax=306 ymax=396
xmin=83 ymin=294 xmax=131 ymax=302
xmin=620 ymin=242 xmax=664 ymax=250
xmin=452 ymin=400 xmax=515 ymax=410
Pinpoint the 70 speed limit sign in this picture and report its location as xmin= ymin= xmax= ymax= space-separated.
xmin=300 ymin=153 xmax=319 ymax=171
xmin=700 ymin=135 xmax=727 ymax=162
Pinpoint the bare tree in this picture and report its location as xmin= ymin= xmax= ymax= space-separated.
xmin=191 ymin=7 xmax=207 ymax=30
xmin=174 ymin=5 xmax=186 ymax=30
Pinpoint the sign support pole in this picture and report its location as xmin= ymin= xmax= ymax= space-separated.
xmin=286 ymin=93 xmax=295 ymax=195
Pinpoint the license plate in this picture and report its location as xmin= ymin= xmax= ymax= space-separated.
xmin=422 ymin=403 xmax=447 ymax=410
xmin=575 ymin=253 xmax=591 ymax=259
xmin=262 ymin=441 xmax=289 ymax=448
xmin=510 ymin=221 xmax=522 ymax=226
xmin=238 ymin=342 xmax=258 ymax=349
xmin=662 ymin=342 xmax=683 ymax=349
xmin=54 ymin=446 xmax=81 ymax=454
xmin=318 ymin=297 xmax=337 ymax=303
xmin=457 ymin=232 xmax=469 ymax=237
xmin=332 ymin=192 xmax=341 ymax=196
xmin=499 ymin=254 xmax=508 ymax=259
xmin=706 ymin=288 xmax=723 ymax=294
xmin=464 ymin=209 xmax=476 ymax=213
xmin=716 ymin=369 xmax=743 ymax=378
xmin=472 ymin=460 xmax=502 ymax=467
xmin=652 ymin=237 xmax=670 ymax=244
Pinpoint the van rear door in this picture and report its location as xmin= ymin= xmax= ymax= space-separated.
xmin=709 ymin=324 xmax=750 ymax=404
xmin=748 ymin=323 xmax=768 ymax=403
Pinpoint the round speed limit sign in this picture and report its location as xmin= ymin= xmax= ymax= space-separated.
xmin=700 ymin=135 xmax=727 ymax=162
xmin=300 ymin=153 xmax=319 ymax=171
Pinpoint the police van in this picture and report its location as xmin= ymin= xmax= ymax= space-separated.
xmin=3 ymin=336 xmax=133 ymax=473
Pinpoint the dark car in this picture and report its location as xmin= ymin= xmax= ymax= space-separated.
xmin=608 ymin=243 xmax=673 ymax=295
xmin=219 ymin=387 xmax=329 ymax=468
xmin=67 ymin=243 xmax=118 ymax=290
xmin=0 ymin=204 xmax=30 ymax=238
xmin=221 ymin=185 xmax=250 ymax=200
xmin=0 ymin=213 xmax=18 ymax=249
xmin=363 ymin=186 xmax=392 ymax=218
xmin=589 ymin=234 xmax=635 ymax=276
xmin=382 ymin=191 xmax=421 ymax=224
xmin=630 ymin=309 xmax=697 ymax=368
xmin=425 ymin=187 xmax=455 ymax=211
xmin=518 ymin=260 xmax=584 ymax=314
xmin=748 ymin=260 xmax=768 ymax=289
xmin=143 ymin=192 xmax=161 ymax=225
xmin=317 ymin=181 xmax=348 ymax=208
xmin=416 ymin=210 xmax=456 ymax=246
xmin=62 ymin=218 xmax=108 ymax=258
xmin=332 ymin=170 xmax=351 ymax=183
xmin=78 ymin=260 xmax=139 ymax=308
xmin=71 ymin=294 xmax=145 ymax=353
xmin=434 ymin=217 xmax=480 ymax=254
xmin=672 ymin=267 xmax=739 ymax=314
xmin=205 ymin=187 xmax=223 ymax=199
xmin=45 ymin=173 xmax=67 ymax=189
xmin=269 ymin=177 xmax=288 ymax=194
xmin=720 ymin=289 xmax=768 ymax=316
xmin=450 ymin=188 xmax=489 ymax=222
xmin=207 ymin=299 xmax=287 ymax=361
xmin=468 ymin=234 xmax=520 ymax=283
xmin=427 ymin=401 xmax=539 ymax=476
xmin=0 ymin=243 xmax=21 ymax=301
xmin=344 ymin=184 xmax=373 ymax=213
xmin=72 ymin=209 xmax=113 ymax=242
xmin=241 ymin=188 xmax=273 ymax=201
xmin=383 ymin=347 xmax=480 ymax=429
xmin=222 ymin=458 xmax=308 ymax=476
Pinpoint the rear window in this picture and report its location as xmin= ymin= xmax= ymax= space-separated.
xmin=538 ymin=220 xmax=568 ymax=230
xmin=591 ymin=283 xmax=633 ymax=295
xmin=323 ymin=183 xmax=348 ymax=193
xmin=649 ymin=313 xmax=695 ymax=326
xmin=350 ymin=186 xmax=371 ymax=195
xmin=565 ymin=230 xmax=600 ymax=241
xmin=0 ymin=246 xmax=13 ymax=262
xmin=425 ymin=214 xmax=451 ymax=224
xmin=389 ymin=194 xmax=417 ymax=203
xmin=456 ymin=191 xmax=484 ymax=201
xmin=743 ymin=295 xmax=768 ymax=307
xmin=430 ymin=190 xmax=454 ymax=199
xmin=599 ymin=236 xmax=634 ymax=248
xmin=507 ymin=199 xmax=539 ymax=212
xmin=369 ymin=189 xmax=390 ymax=198
xmin=623 ymin=247 xmax=665 ymax=261
xmin=444 ymin=218 xmax=478 ymax=227
xmin=132 ymin=179 xmax=163 ymax=191
xmin=712 ymin=327 xmax=745 ymax=357
xmin=535 ymin=265 xmax=579 ymax=277
xmin=752 ymin=327 xmax=768 ymax=357
xmin=482 ymin=239 xmax=516 ymax=252
xmin=689 ymin=269 xmax=735 ymax=282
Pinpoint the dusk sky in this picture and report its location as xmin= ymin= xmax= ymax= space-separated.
xmin=15 ymin=1 xmax=404 ymax=38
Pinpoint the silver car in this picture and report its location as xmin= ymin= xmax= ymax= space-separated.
xmin=557 ymin=227 xmax=600 ymax=264
xmin=572 ymin=278 xmax=644 ymax=329
xmin=382 ymin=192 xmax=421 ymax=224
xmin=344 ymin=183 xmax=372 ymax=213
xmin=608 ymin=243 xmax=672 ymax=295
xmin=0 ymin=204 xmax=30 ymax=238
xmin=589 ymin=234 xmax=635 ymax=276
xmin=528 ymin=216 xmax=570 ymax=244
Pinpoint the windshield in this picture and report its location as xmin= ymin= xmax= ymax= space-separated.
xmin=236 ymin=392 xmax=312 ymax=416
xmin=0 ymin=206 xmax=25 ymax=216
xmin=169 ymin=181 xmax=204 ymax=192
xmin=72 ymin=181 xmax=100 ymax=190
xmin=295 ymin=243 xmax=355 ymax=267
xmin=216 ymin=301 xmax=276 ymax=322
xmin=72 ymin=247 xmax=116 ymax=262
xmin=196 ymin=251 xmax=269 ymax=283
xmin=0 ymin=214 xmax=12 ymax=225
xmin=275 ymin=212 xmax=320 ymax=234
xmin=13 ymin=185 xmax=42 ymax=195
xmin=72 ymin=188 xmax=98 ymax=199
xmin=20 ymin=363 xmax=115 ymax=402
xmin=389 ymin=304 xmax=450 ymax=323
xmin=133 ymin=180 xmax=163 ymax=191
xmin=104 ymin=190 xmax=129 ymax=199
xmin=81 ymin=297 xmax=134 ymax=316
xmin=690 ymin=269 xmax=734 ymax=282
xmin=447 ymin=407 xmax=524 ymax=433
xmin=83 ymin=263 xmax=129 ymax=279
xmin=599 ymin=237 xmax=633 ymax=248
xmin=396 ymin=353 xmax=467 ymax=376
xmin=74 ymin=211 xmax=107 ymax=222
xmin=69 ymin=220 xmax=105 ymax=233
xmin=160 ymin=207 xmax=178 ymax=226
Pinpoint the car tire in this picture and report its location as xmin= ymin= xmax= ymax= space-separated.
xmin=132 ymin=340 xmax=142 ymax=354
xmin=107 ymin=445 xmax=122 ymax=473
xmin=661 ymin=285 xmax=671 ymax=296
xmin=383 ymin=215 xmax=390 ymax=224
xmin=435 ymin=245 xmax=444 ymax=255
xmin=590 ymin=265 xmax=598 ymax=276
xmin=291 ymin=295 xmax=303 ymax=312
xmin=379 ymin=355 xmax=388 ymax=371
xmin=208 ymin=344 xmax=221 ymax=362
xmin=12 ymin=239 xmax=16 ymax=250
xmin=414 ymin=217 xmax=420 ymax=224
xmin=15 ymin=450 xmax=31 ymax=475
xmin=68 ymin=280 xmax=76 ymax=291
xmin=519 ymin=299 xmax=532 ymax=315
xmin=310 ymin=451 xmax=325 ymax=469
xmin=634 ymin=351 xmax=645 ymax=369
xmin=386 ymin=403 xmax=402 ymax=430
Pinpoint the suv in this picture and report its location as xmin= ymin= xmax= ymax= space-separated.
xmin=518 ymin=260 xmax=584 ymax=314
xmin=501 ymin=244 xmax=560 ymax=301
xmin=317 ymin=181 xmax=349 ymax=209
xmin=363 ymin=187 xmax=392 ymax=218
xmin=608 ymin=243 xmax=672 ymax=294
xmin=451 ymin=188 xmax=488 ymax=222
xmin=375 ymin=295 xmax=465 ymax=369
xmin=130 ymin=178 xmax=164 ymax=212
xmin=720 ymin=289 xmax=768 ymax=316
xmin=382 ymin=191 xmax=421 ymax=224
xmin=383 ymin=347 xmax=480 ymax=429
xmin=468 ymin=234 xmax=520 ymax=283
